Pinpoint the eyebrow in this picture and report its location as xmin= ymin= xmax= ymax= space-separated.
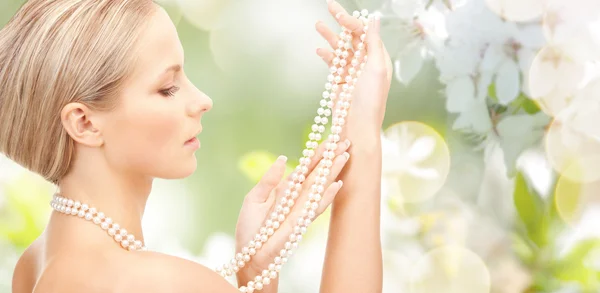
xmin=159 ymin=64 xmax=182 ymax=78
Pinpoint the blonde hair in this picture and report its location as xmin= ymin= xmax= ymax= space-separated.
xmin=0 ymin=0 xmax=156 ymax=184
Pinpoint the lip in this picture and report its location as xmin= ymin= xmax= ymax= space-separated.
xmin=184 ymin=137 xmax=200 ymax=149
xmin=184 ymin=128 xmax=202 ymax=149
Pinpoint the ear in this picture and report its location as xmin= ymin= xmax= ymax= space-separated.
xmin=60 ymin=102 xmax=104 ymax=147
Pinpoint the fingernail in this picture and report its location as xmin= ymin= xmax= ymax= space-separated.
xmin=338 ymin=180 xmax=343 ymax=188
xmin=345 ymin=139 xmax=351 ymax=147
xmin=277 ymin=155 xmax=288 ymax=162
xmin=335 ymin=12 xmax=343 ymax=19
xmin=343 ymin=152 xmax=350 ymax=160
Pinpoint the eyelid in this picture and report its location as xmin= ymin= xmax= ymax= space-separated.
xmin=160 ymin=85 xmax=180 ymax=97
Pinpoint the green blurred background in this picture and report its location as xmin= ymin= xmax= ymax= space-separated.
xmin=2 ymin=0 xmax=600 ymax=292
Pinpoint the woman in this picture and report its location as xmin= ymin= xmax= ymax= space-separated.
xmin=2 ymin=0 xmax=392 ymax=292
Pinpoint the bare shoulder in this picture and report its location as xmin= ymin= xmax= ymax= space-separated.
xmin=12 ymin=240 xmax=40 ymax=293
xmin=33 ymin=249 xmax=240 ymax=293
xmin=119 ymin=251 xmax=241 ymax=293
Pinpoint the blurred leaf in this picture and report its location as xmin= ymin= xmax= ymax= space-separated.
xmin=496 ymin=113 xmax=550 ymax=176
xmin=521 ymin=95 xmax=541 ymax=114
xmin=512 ymin=232 xmax=536 ymax=265
xmin=513 ymin=172 xmax=548 ymax=248
xmin=0 ymin=174 xmax=51 ymax=248
xmin=488 ymin=83 xmax=498 ymax=102
xmin=550 ymin=238 xmax=600 ymax=291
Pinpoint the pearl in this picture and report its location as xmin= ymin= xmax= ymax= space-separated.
xmin=114 ymin=234 xmax=123 ymax=242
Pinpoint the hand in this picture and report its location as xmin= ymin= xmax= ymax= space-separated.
xmin=316 ymin=1 xmax=393 ymax=140
xmin=234 ymin=139 xmax=352 ymax=281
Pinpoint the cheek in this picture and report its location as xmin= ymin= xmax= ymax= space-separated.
xmin=105 ymin=102 xmax=184 ymax=173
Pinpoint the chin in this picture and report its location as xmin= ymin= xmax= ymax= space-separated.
xmin=158 ymin=158 xmax=198 ymax=179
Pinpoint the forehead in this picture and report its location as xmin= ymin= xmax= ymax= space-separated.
xmin=129 ymin=7 xmax=183 ymax=82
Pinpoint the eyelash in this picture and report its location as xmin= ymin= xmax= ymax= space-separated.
xmin=160 ymin=85 xmax=180 ymax=97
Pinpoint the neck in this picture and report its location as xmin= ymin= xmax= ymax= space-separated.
xmin=47 ymin=147 xmax=153 ymax=249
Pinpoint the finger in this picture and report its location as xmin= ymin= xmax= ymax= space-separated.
xmin=315 ymin=180 xmax=343 ymax=215
xmin=316 ymin=21 xmax=340 ymax=50
xmin=327 ymin=0 xmax=364 ymax=34
xmin=316 ymin=48 xmax=335 ymax=67
xmin=261 ymin=154 xmax=350 ymax=260
xmin=365 ymin=15 xmax=385 ymax=69
xmin=293 ymin=147 xmax=349 ymax=213
xmin=245 ymin=155 xmax=288 ymax=203
xmin=270 ymin=139 xmax=351 ymax=216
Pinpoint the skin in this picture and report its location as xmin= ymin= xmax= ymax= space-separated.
xmin=11 ymin=1 xmax=392 ymax=292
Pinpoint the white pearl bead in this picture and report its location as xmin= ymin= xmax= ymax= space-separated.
xmin=114 ymin=234 xmax=123 ymax=242
xmin=263 ymin=277 xmax=271 ymax=285
xmin=108 ymin=228 xmax=116 ymax=236
xmin=74 ymin=201 xmax=81 ymax=209
xmin=112 ymin=224 xmax=120 ymax=231
xmin=127 ymin=234 xmax=135 ymax=242
xmin=104 ymin=217 xmax=113 ymax=225
xmin=93 ymin=217 xmax=101 ymax=224
xmin=249 ymin=248 xmax=256 ymax=255
xmin=269 ymin=271 xmax=277 ymax=279
xmin=67 ymin=199 xmax=74 ymax=207
xmin=81 ymin=204 xmax=89 ymax=211
xmin=121 ymin=240 xmax=130 ymax=248
xmin=77 ymin=210 xmax=85 ymax=218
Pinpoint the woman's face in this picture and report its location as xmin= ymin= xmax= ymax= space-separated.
xmin=100 ymin=6 xmax=212 ymax=179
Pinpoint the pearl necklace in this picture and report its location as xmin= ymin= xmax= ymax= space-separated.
xmin=224 ymin=10 xmax=374 ymax=293
xmin=50 ymin=194 xmax=147 ymax=251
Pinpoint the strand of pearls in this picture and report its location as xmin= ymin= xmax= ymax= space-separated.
xmin=214 ymin=9 xmax=372 ymax=280
xmin=233 ymin=10 xmax=374 ymax=293
xmin=50 ymin=194 xmax=147 ymax=251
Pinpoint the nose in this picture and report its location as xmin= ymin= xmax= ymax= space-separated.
xmin=186 ymin=87 xmax=213 ymax=117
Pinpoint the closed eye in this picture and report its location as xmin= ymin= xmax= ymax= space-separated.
xmin=160 ymin=85 xmax=180 ymax=97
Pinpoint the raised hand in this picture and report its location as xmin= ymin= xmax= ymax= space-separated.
xmin=316 ymin=1 xmax=393 ymax=137
xmin=233 ymin=138 xmax=352 ymax=288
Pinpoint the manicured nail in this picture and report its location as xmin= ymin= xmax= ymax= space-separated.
xmin=343 ymin=152 xmax=350 ymax=160
xmin=277 ymin=155 xmax=288 ymax=162
xmin=338 ymin=180 xmax=343 ymax=188
xmin=336 ymin=12 xmax=343 ymax=19
xmin=345 ymin=139 xmax=351 ymax=147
